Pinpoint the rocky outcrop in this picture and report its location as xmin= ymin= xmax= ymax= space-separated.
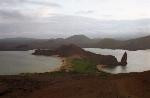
xmin=33 ymin=44 xmax=88 ymax=57
xmin=119 ymin=52 xmax=127 ymax=66
xmin=33 ymin=44 xmax=127 ymax=66
xmin=32 ymin=49 xmax=56 ymax=56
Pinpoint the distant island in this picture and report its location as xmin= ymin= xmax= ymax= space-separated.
xmin=1 ymin=34 xmax=150 ymax=51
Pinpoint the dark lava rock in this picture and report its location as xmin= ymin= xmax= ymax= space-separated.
xmin=32 ymin=49 xmax=56 ymax=56
xmin=55 ymin=44 xmax=86 ymax=57
xmin=119 ymin=52 xmax=127 ymax=66
xmin=32 ymin=44 xmax=123 ymax=66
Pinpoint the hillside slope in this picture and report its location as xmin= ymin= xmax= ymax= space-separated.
xmin=1 ymin=71 xmax=150 ymax=98
xmin=1 ymin=35 xmax=150 ymax=51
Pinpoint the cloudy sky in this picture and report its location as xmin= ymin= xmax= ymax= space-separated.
xmin=0 ymin=0 xmax=150 ymax=39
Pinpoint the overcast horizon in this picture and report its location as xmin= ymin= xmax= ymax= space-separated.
xmin=0 ymin=0 xmax=150 ymax=39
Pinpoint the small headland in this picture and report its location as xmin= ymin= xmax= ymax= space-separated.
xmin=32 ymin=44 xmax=127 ymax=73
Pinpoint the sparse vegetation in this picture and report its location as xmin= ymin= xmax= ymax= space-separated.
xmin=71 ymin=58 xmax=98 ymax=73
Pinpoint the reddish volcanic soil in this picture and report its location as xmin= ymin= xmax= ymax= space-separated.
xmin=0 ymin=71 xmax=150 ymax=98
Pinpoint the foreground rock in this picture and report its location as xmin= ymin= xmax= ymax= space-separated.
xmin=33 ymin=44 xmax=127 ymax=66
xmin=0 ymin=71 xmax=150 ymax=98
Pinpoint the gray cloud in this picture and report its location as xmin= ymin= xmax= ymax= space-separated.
xmin=102 ymin=14 xmax=113 ymax=18
xmin=27 ymin=1 xmax=62 ymax=8
xmin=76 ymin=10 xmax=95 ymax=14
xmin=0 ymin=0 xmax=149 ymax=39
xmin=0 ymin=14 xmax=149 ymax=39
xmin=0 ymin=0 xmax=62 ymax=8
xmin=0 ymin=0 xmax=62 ymax=23
xmin=0 ymin=9 xmax=32 ymax=23
xmin=0 ymin=0 xmax=25 ymax=5
xmin=0 ymin=9 xmax=24 ymax=19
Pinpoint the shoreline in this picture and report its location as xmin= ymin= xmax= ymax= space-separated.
xmin=58 ymin=57 xmax=73 ymax=72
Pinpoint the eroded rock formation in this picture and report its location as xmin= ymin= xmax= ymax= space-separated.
xmin=120 ymin=52 xmax=127 ymax=66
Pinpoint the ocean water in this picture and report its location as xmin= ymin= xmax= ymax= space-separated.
xmin=0 ymin=51 xmax=62 ymax=75
xmin=85 ymin=48 xmax=150 ymax=74
xmin=1 ymin=49 xmax=150 ymax=75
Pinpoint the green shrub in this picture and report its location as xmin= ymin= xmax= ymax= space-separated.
xmin=71 ymin=59 xmax=98 ymax=73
